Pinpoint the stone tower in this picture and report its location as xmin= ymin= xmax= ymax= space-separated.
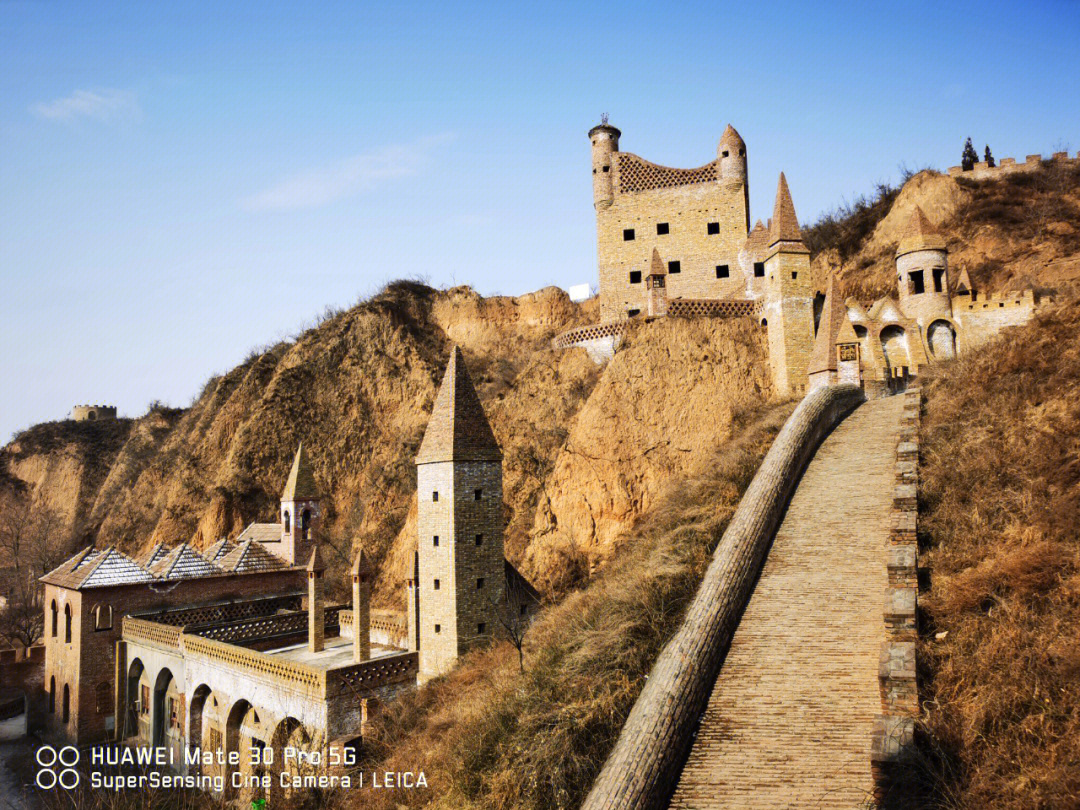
xmin=414 ymin=347 xmax=505 ymax=683
xmin=306 ymin=546 xmax=325 ymax=653
xmin=280 ymin=443 xmax=321 ymax=566
xmin=762 ymin=173 xmax=815 ymax=396
xmin=351 ymin=550 xmax=371 ymax=663
xmin=645 ymin=248 xmax=668 ymax=318
xmin=718 ymin=125 xmax=750 ymax=232
xmin=589 ymin=120 xmax=621 ymax=209
xmin=896 ymin=205 xmax=951 ymax=327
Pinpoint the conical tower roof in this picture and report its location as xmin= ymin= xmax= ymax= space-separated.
xmin=351 ymin=549 xmax=372 ymax=578
xmin=282 ymin=443 xmax=319 ymax=501
xmin=306 ymin=545 xmax=325 ymax=573
xmin=416 ymin=347 xmax=502 ymax=464
xmin=835 ymin=316 xmax=859 ymax=346
xmin=741 ymin=220 xmax=770 ymax=261
xmin=955 ymin=267 xmax=973 ymax=293
xmin=647 ymin=247 xmax=666 ymax=277
xmin=896 ymin=205 xmax=947 ymax=256
xmin=719 ymin=124 xmax=745 ymax=152
xmin=808 ymin=275 xmax=848 ymax=374
xmin=767 ymin=173 xmax=808 ymax=252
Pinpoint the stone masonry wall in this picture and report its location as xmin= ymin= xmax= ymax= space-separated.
xmin=597 ymin=169 xmax=749 ymax=322
xmin=581 ymin=384 xmax=867 ymax=810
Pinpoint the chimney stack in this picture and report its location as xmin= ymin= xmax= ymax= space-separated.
xmin=351 ymin=549 xmax=371 ymax=662
xmin=306 ymin=546 xmax=325 ymax=653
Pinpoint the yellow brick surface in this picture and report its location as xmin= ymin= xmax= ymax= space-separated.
xmin=669 ymin=395 xmax=903 ymax=809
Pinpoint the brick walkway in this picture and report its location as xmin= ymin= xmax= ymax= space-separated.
xmin=669 ymin=396 xmax=903 ymax=809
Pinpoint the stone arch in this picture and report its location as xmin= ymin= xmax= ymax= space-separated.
xmin=152 ymin=667 xmax=175 ymax=748
xmin=269 ymin=716 xmax=313 ymax=805
xmin=224 ymin=699 xmax=255 ymax=799
xmin=125 ymin=658 xmax=145 ymax=739
xmin=88 ymin=411 xmax=97 ymax=421
xmin=853 ymin=324 xmax=870 ymax=360
xmin=188 ymin=684 xmax=212 ymax=768
xmin=927 ymin=319 xmax=957 ymax=360
xmin=879 ymin=325 xmax=910 ymax=371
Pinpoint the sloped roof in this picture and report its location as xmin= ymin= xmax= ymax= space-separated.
xmin=836 ymin=317 xmax=859 ymax=345
xmin=219 ymin=539 xmax=289 ymax=574
xmin=137 ymin=542 xmax=169 ymax=569
xmin=646 ymin=247 xmax=666 ymax=277
xmin=504 ymin=559 xmax=541 ymax=604
xmin=767 ymin=173 xmax=808 ymax=252
xmin=808 ymin=275 xmax=848 ymax=374
xmin=148 ymin=543 xmax=221 ymax=581
xmin=236 ymin=522 xmax=281 ymax=544
xmin=203 ymin=538 xmax=236 ymax=564
xmin=306 ymin=545 xmax=325 ymax=573
xmin=896 ymin=205 xmax=947 ymax=256
xmin=868 ymin=296 xmax=904 ymax=323
xmin=846 ymin=298 xmax=869 ymax=322
xmin=281 ymin=443 xmax=319 ymax=501
xmin=416 ymin=347 xmax=502 ymax=464
xmin=741 ymin=220 xmax=770 ymax=261
xmin=41 ymin=546 xmax=155 ymax=590
xmin=955 ymin=267 xmax=973 ymax=293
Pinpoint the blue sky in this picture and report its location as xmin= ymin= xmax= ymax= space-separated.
xmin=2 ymin=1 xmax=1078 ymax=442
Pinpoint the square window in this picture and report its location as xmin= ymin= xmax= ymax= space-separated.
xmin=474 ymin=488 xmax=482 ymax=501
xmin=754 ymin=262 xmax=765 ymax=277
xmin=791 ymin=272 xmax=798 ymax=280
xmin=623 ymin=228 xmax=635 ymax=241
xmin=668 ymin=261 xmax=681 ymax=274
xmin=628 ymin=308 xmax=641 ymax=317
xmin=477 ymin=623 xmax=486 ymax=634
xmin=707 ymin=222 xmax=720 ymax=235
xmin=434 ymin=579 xmax=440 ymax=590
xmin=629 ymin=270 xmax=642 ymax=284
xmin=434 ymin=624 xmax=441 ymax=633
xmin=475 ymin=534 xmax=483 ymax=546
xmin=433 ymin=536 xmax=439 ymax=547
xmin=656 ymin=222 xmax=669 ymax=235
xmin=602 ymin=165 xmax=609 ymax=172
xmin=477 ymin=577 xmax=485 ymax=589
xmin=716 ymin=264 xmax=729 ymax=278
xmin=432 ymin=491 xmax=439 ymax=502
xmin=909 ymin=270 xmax=924 ymax=294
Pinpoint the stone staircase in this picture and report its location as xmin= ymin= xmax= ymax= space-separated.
xmin=668 ymin=395 xmax=905 ymax=809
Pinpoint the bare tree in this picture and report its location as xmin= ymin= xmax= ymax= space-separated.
xmin=0 ymin=492 xmax=66 ymax=647
xmin=491 ymin=570 xmax=541 ymax=673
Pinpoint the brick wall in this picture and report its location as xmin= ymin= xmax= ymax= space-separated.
xmin=581 ymin=384 xmax=867 ymax=810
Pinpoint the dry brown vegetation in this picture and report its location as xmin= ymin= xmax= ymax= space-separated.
xmin=917 ymin=289 xmax=1080 ymax=808
xmin=351 ymin=401 xmax=794 ymax=810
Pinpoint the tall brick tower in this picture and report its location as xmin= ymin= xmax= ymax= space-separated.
xmin=762 ymin=173 xmax=815 ymax=396
xmin=414 ymin=347 xmax=505 ymax=683
xmin=895 ymin=205 xmax=951 ymax=327
xmin=280 ymin=444 xmax=320 ymax=566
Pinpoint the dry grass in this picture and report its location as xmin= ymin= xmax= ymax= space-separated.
xmin=917 ymin=288 xmax=1080 ymax=808
xmin=346 ymin=401 xmax=794 ymax=810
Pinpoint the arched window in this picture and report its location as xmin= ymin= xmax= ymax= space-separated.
xmin=94 ymin=605 xmax=113 ymax=631
xmin=51 ymin=601 xmax=58 ymax=637
xmin=283 ymin=510 xmax=291 ymax=533
xmin=301 ymin=509 xmax=311 ymax=541
xmin=64 ymin=604 xmax=72 ymax=643
xmin=62 ymin=684 xmax=70 ymax=723
xmin=49 ymin=676 xmax=56 ymax=713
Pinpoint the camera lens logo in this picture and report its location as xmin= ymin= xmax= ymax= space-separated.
xmin=35 ymin=745 xmax=80 ymax=789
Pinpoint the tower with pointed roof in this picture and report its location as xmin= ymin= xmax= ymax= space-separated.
xmin=588 ymin=121 xmax=752 ymax=323
xmin=645 ymin=248 xmax=668 ymax=318
xmin=413 ymin=347 xmax=505 ymax=682
xmin=896 ymin=205 xmax=952 ymax=328
xmin=280 ymin=443 xmax=321 ymax=566
xmin=808 ymin=274 xmax=862 ymax=391
xmin=762 ymin=173 xmax=816 ymax=396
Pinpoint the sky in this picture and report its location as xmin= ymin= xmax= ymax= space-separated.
xmin=2 ymin=0 xmax=1078 ymax=442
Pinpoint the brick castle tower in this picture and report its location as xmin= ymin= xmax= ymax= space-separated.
xmin=762 ymin=173 xmax=815 ymax=396
xmin=280 ymin=443 xmax=320 ymax=566
xmin=895 ymin=205 xmax=952 ymax=327
xmin=413 ymin=347 xmax=505 ymax=683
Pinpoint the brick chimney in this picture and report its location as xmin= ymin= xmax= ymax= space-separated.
xmin=351 ymin=549 xmax=371 ymax=662
xmin=306 ymin=546 xmax=325 ymax=653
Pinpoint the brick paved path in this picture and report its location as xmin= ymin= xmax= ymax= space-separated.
xmin=669 ymin=396 xmax=903 ymax=809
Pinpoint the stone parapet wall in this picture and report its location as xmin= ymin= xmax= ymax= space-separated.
xmin=667 ymin=298 xmax=759 ymax=319
xmin=70 ymin=405 xmax=118 ymax=422
xmin=581 ymin=384 xmax=867 ymax=810
xmin=552 ymin=320 xmax=626 ymax=350
xmin=947 ymin=151 xmax=1080 ymax=180
xmin=872 ymin=387 xmax=922 ymax=799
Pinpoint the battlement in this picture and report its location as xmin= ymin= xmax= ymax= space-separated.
xmin=952 ymin=288 xmax=1035 ymax=311
xmin=70 ymin=404 xmax=117 ymax=422
xmin=947 ymin=151 xmax=1080 ymax=180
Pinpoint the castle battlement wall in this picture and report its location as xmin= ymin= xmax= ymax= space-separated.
xmin=952 ymin=289 xmax=1035 ymax=311
xmin=70 ymin=404 xmax=118 ymax=422
xmin=947 ymin=151 xmax=1080 ymax=180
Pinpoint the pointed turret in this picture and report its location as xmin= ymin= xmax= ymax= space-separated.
xmin=645 ymin=248 xmax=669 ymax=318
xmin=896 ymin=205 xmax=947 ymax=257
xmin=416 ymin=347 xmax=502 ymax=464
xmin=305 ymin=545 xmax=325 ymax=573
xmin=351 ymin=549 xmax=372 ymax=662
xmin=307 ymin=545 xmax=325 ymax=653
xmin=808 ymin=275 xmax=848 ymax=375
xmin=767 ymin=173 xmax=807 ymax=251
xmin=647 ymin=247 xmax=666 ymax=278
xmin=955 ymin=267 xmax=972 ymax=295
xmin=719 ymin=124 xmax=745 ymax=154
xmin=282 ymin=443 xmax=319 ymax=501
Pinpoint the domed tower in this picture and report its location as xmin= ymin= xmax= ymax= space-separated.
xmin=718 ymin=124 xmax=749 ymax=231
xmin=589 ymin=118 xmax=621 ymax=209
xmin=895 ymin=206 xmax=951 ymax=327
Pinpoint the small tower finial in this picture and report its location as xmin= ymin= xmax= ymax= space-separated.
xmin=600 ymin=112 xmax=609 ymax=126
